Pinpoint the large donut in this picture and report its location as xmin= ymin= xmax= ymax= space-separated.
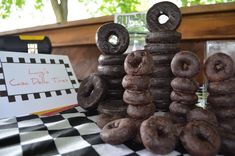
xmin=146 ymin=31 xmax=181 ymax=43
xmin=127 ymin=103 xmax=155 ymax=119
xmin=140 ymin=115 xmax=177 ymax=154
xmin=124 ymin=50 xmax=153 ymax=75
xmin=169 ymin=101 xmax=194 ymax=117
xmin=97 ymin=100 xmax=127 ymax=116
xmin=100 ymin=118 xmax=137 ymax=144
xmin=170 ymin=91 xmax=198 ymax=105
xmin=146 ymin=1 xmax=181 ymax=32
xmin=208 ymin=79 xmax=235 ymax=95
xmin=96 ymin=114 xmax=124 ymax=129
xmin=180 ymin=120 xmax=221 ymax=156
xmin=171 ymin=77 xmax=198 ymax=94
xmin=97 ymin=65 xmax=125 ymax=78
xmin=144 ymin=43 xmax=180 ymax=54
xmin=152 ymin=53 xmax=176 ymax=65
xmin=77 ymin=74 xmax=106 ymax=110
xmin=204 ymin=53 xmax=234 ymax=82
xmin=123 ymin=90 xmax=152 ymax=105
xmin=96 ymin=23 xmax=129 ymax=55
xmin=150 ymin=77 xmax=172 ymax=87
xmin=171 ymin=51 xmax=200 ymax=78
xmin=186 ymin=108 xmax=218 ymax=127
xmin=122 ymin=75 xmax=150 ymax=91
xmin=98 ymin=54 xmax=126 ymax=65
xmin=207 ymin=93 xmax=235 ymax=107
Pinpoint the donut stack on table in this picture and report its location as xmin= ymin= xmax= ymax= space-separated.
xmin=95 ymin=23 xmax=130 ymax=128
xmin=144 ymin=2 xmax=182 ymax=112
xmin=170 ymin=51 xmax=200 ymax=124
xmin=204 ymin=52 xmax=235 ymax=156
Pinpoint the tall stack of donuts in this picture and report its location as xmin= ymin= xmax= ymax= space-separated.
xmin=204 ymin=53 xmax=235 ymax=155
xmin=144 ymin=2 xmax=182 ymax=111
xmin=169 ymin=51 xmax=200 ymax=124
xmin=95 ymin=23 xmax=130 ymax=128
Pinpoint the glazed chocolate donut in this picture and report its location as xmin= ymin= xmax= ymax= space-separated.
xmin=180 ymin=120 xmax=220 ymax=156
xmin=186 ymin=108 xmax=218 ymax=127
xmin=123 ymin=90 xmax=152 ymax=105
xmin=122 ymin=75 xmax=150 ymax=91
xmin=207 ymin=93 xmax=235 ymax=107
xmin=98 ymin=54 xmax=126 ymax=65
xmin=140 ymin=115 xmax=177 ymax=154
xmin=146 ymin=31 xmax=181 ymax=43
xmin=171 ymin=77 xmax=198 ymax=94
xmin=169 ymin=101 xmax=194 ymax=117
xmin=151 ymin=65 xmax=173 ymax=78
xmin=96 ymin=114 xmax=124 ymax=129
xmin=127 ymin=103 xmax=155 ymax=119
xmin=208 ymin=79 xmax=235 ymax=95
xmin=96 ymin=23 xmax=129 ymax=55
xmin=171 ymin=51 xmax=200 ymax=78
xmin=146 ymin=1 xmax=181 ymax=32
xmin=100 ymin=118 xmax=137 ymax=144
xmin=150 ymin=77 xmax=172 ymax=87
xmin=97 ymin=100 xmax=127 ymax=116
xmin=170 ymin=91 xmax=198 ymax=105
xmin=97 ymin=65 xmax=125 ymax=78
xmin=106 ymin=89 xmax=124 ymax=100
xmin=152 ymin=53 xmax=176 ymax=65
xmin=105 ymin=77 xmax=123 ymax=89
xmin=219 ymin=129 xmax=235 ymax=156
xmin=204 ymin=53 xmax=234 ymax=82
xmin=77 ymin=74 xmax=106 ymax=110
xmin=213 ymin=107 xmax=235 ymax=119
xmin=150 ymin=88 xmax=172 ymax=100
xmin=144 ymin=43 xmax=180 ymax=54
xmin=124 ymin=50 xmax=153 ymax=75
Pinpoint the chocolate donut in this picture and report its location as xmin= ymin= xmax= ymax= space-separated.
xmin=150 ymin=88 xmax=172 ymax=100
xmin=171 ymin=51 xmax=200 ymax=78
xmin=140 ymin=115 xmax=177 ymax=154
xmin=97 ymin=100 xmax=127 ymax=116
xmin=151 ymin=65 xmax=173 ymax=78
xmin=98 ymin=54 xmax=126 ymax=65
xmin=77 ymin=74 xmax=106 ymax=110
xmin=207 ymin=93 xmax=235 ymax=107
xmin=100 ymin=118 xmax=137 ymax=144
xmin=146 ymin=1 xmax=181 ymax=32
xmin=150 ymin=77 xmax=172 ymax=87
xmin=204 ymin=53 xmax=234 ymax=82
xmin=106 ymin=89 xmax=124 ymax=100
xmin=180 ymin=120 xmax=220 ymax=156
xmin=171 ymin=77 xmax=198 ymax=94
xmin=122 ymin=75 xmax=150 ymax=91
xmin=96 ymin=114 xmax=124 ymax=129
xmin=124 ymin=50 xmax=153 ymax=75
xmin=127 ymin=103 xmax=155 ymax=119
xmin=96 ymin=23 xmax=129 ymax=55
xmin=169 ymin=101 xmax=193 ymax=117
xmin=152 ymin=53 xmax=176 ymax=65
xmin=97 ymin=65 xmax=125 ymax=77
xmin=219 ymin=129 xmax=235 ymax=156
xmin=186 ymin=108 xmax=218 ymax=127
xmin=105 ymin=77 xmax=123 ymax=90
xmin=146 ymin=31 xmax=181 ymax=43
xmin=170 ymin=91 xmax=198 ymax=105
xmin=213 ymin=107 xmax=235 ymax=119
xmin=123 ymin=90 xmax=152 ymax=105
xmin=208 ymin=79 xmax=235 ymax=95
xmin=144 ymin=43 xmax=180 ymax=54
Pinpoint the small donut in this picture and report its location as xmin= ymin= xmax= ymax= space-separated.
xmin=144 ymin=43 xmax=180 ymax=54
xmin=171 ymin=51 xmax=200 ymax=78
xmin=169 ymin=101 xmax=194 ymax=117
xmin=77 ymin=74 xmax=106 ymax=110
xmin=127 ymin=103 xmax=155 ymax=119
xmin=219 ymin=129 xmax=235 ymax=156
xmin=140 ymin=115 xmax=177 ymax=154
xmin=98 ymin=54 xmax=126 ymax=65
xmin=124 ymin=50 xmax=153 ymax=75
xmin=106 ymin=89 xmax=124 ymax=100
xmin=180 ymin=120 xmax=221 ymax=156
xmin=97 ymin=65 xmax=125 ymax=78
xmin=171 ymin=77 xmax=198 ymax=94
xmin=213 ymin=107 xmax=235 ymax=119
xmin=96 ymin=114 xmax=124 ymax=129
xmin=152 ymin=53 xmax=176 ymax=65
xmin=186 ymin=108 xmax=218 ymax=127
xmin=96 ymin=23 xmax=129 ymax=55
xmin=97 ymin=100 xmax=127 ymax=116
xmin=122 ymin=75 xmax=150 ymax=91
xmin=146 ymin=31 xmax=181 ymax=43
xmin=100 ymin=118 xmax=137 ymax=144
xmin=204 ymin=53 xmax=234 ymax=82
xmin=105 ymin=77 xmax=123 ymax=90
xmin=123 ymin=90 xmax=152 ymax=105
xmin=208 ymin=79 xmax=235 ymax=95
xmin=207 ymin=93 xmax=235 ymax=107
xmin=150 ymin=77 xmax=172 ymax=87
xmin=150 ymin=88 xmax=172 ymax=100
xmin=151 ymin=65 xmax=173 ymax=78
xmin=146 ymin=1 xmax=181 ymax=32
xmin=170 ymin=91 xmax=198 ymax=105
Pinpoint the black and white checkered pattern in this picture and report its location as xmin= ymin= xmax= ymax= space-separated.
xmin=0 ymin=106 xmax=187 ymax=156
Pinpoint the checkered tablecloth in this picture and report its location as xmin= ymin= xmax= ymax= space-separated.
xmin=0 ymin=106 xmax=187 ymax=156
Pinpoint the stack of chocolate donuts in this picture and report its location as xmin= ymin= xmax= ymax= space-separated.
xmin=204 ymin=52 xmax=235 ymax=155
xmin=170 ymin=51 xmax=200 ymax=123
xmin=144 ymin=1 xmax=182 ymax=111
xmin=95 ymin=23 xmax=130 ymax=128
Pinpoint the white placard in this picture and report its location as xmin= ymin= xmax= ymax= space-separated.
xmin=0 ymin=52 xmax=80 ymax=118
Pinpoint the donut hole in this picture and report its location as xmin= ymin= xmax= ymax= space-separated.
xmin=129 ymin=55 xmax=142 ymax=68
xmin=214 ymin=60 xmax=225 ymax=72
xmin=196 ymin=132 xmax=208 ymax=142
xmin=84 ymin=85 xmax=94 ymax=97
xmin=108 ymin=121 xmax=120 ymax=129
xmin=158 ymin=13 xmax=169 ymax=24
xmin=157 ymin=126 xmax=167 ymax=137
xmin=108 ymin=34 xmax=119 ymax=46
xmin=182 ymin=63 xmax=189 ymax=71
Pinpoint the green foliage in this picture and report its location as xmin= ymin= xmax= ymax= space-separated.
xmin=181 ymin=0 xmax=235 ymax=7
